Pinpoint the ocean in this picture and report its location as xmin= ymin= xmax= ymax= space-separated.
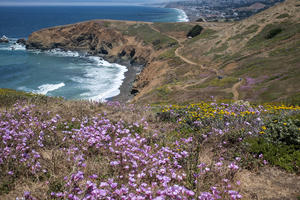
xmin=0 ymin=6 xmax=188 ymax=101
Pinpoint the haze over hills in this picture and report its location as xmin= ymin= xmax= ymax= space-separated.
xmin=165 ymin=0 xmax=285 ymax=21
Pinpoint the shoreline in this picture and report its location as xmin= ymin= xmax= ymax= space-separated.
xmin=0 ymin=40 xmax=135 ymax=102
xmin=108 ymin=59 xmax=144 ymax=103
xmin=174 ymin=8 xmax=190 ymax=22
xmin=3 ymin=8 xmax=189 ymax=103
xmin=165 ymin=5 xmax=198 ymax=22
xmin=109 ymin=9 xmax=189 ymax=102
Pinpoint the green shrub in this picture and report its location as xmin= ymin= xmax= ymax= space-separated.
xmin=263 ymin=115 xmax=300 ymax=146
xmin=265 ymin=28 xmax=283 ymax=39
xmin=187 ymin=25 xmax=203 ymax=38
xmin=246 ymin=137 xmax=300 ymax=172
xmin=276 ymin=13 xmax=289 ymax=19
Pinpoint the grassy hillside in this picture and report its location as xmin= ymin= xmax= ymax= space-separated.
xmin=131 ymin=0 xmax=300 ymax=105
xmin=0 ymin=91 xmax=299 ymax=199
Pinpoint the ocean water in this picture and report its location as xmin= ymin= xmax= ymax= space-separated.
xmin=0 ymin=6 xmax=189 ymax=101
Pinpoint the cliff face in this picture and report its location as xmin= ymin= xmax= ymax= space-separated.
xmin=26 ymin=20 xmax=153 ymax=66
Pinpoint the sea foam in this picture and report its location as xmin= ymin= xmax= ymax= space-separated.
xmin=34 ymin=83 xmax=66 ymax=95
xmin=42 ymin=48 xmax=128 ymax=101
xmin=0 ymin=38 xmax=26 ymax=51
xmin=175 ymin=9 xmax=190 ymax=22
xmin=87 ymin=56 xmax=128 ymax=101
xmin=45 ymin=49 xmax=81 ymax=57
xmin=1 ymin=42 xmax=128 ymax=101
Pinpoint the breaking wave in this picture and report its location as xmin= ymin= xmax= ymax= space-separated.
xmin=34 ymin=83 xmax=66 ymax=95
xmin=175 ymin=8 xmax=189 ymax=22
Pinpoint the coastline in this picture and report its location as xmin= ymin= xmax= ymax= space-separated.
xmin=3 ymin=9 xmax=189 ymax=103
xmin=110 ymin=9 xmax=189 ymax=102
xmin=0 ymin=40 xmax=134 ymax=102
xmin=108 ymin=60 xmax=144 ymax=103
xmin=109 ymin=10 xmax=189 ymax=102
xmin=165 ymin=5 xmax=198 ymax=22
xmin=174 ymin=8 xmax=190 ymax=22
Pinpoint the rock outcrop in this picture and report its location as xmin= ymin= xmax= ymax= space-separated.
xmin=0 ymin=35 xmax=9 ymax=43
xmin=16 ymin=38 xmax=26 ymax=45
xmin=26 ymin=21 xmax=153 ymax=67
xmin=25 ymin=20 xmax=165 ymax=101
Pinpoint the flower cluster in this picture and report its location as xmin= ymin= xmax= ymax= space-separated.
xmin=0 ymin=104 xmax=61 ymax=176
xmin=5 ymin=101 xmax=298 ymax=199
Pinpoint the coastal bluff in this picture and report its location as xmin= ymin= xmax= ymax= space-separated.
xmin=26 ymin=20 xmax=181 ymax=101
xmin=26 ymin=20 xmax=153 ymax=66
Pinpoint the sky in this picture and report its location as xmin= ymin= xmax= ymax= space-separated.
xmin=0 ymin=0 xmax=176 ymax=6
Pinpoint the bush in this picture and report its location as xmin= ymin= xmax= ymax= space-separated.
xmin=265 ymin=28 xmax=282 ymax=39
xmin=246 ymin=137 xmax=300 ymax=173
xmin=263 ymin=115 xmax=300 ymax=146
xmin=187 ymin=25 xmax=203 ymax=38
xmin=276 ymin=13 xmax=289 ymax=19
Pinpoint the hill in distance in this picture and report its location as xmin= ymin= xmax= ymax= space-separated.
xmin=25 ymin=0 xmax=300 ymax=105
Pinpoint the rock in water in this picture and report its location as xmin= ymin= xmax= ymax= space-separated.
xmin=0 ymin=35 xmax=9 ymax=43
xmin=17 ymin=38 xmax=26 ymax=45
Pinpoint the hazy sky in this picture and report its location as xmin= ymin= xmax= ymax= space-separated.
xmin=0 ymin=0 xmax=175 ymax=6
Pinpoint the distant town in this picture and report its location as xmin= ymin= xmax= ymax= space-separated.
xmin=164 ymin=0 xmax=285 ymax=21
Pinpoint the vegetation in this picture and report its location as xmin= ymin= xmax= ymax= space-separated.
xmin=1 ymin=1 xmax=300 ymax=199
xmin=125 ymin=24 xmax=177 ymax=50
xmin=229 ymin=24 xmax=259 ymax=40
xmin=187 ymin=25 xmax=204 ymax=38
xmin=153 ymin=23 xmax=194 ymax=35
xmin=157 ymin=45 xmax=179 ymax=60
xmin=192 ymin=77 xmax=239 ymax=89
xmin=204 ymin=42 xmax=229 ymax=55
xmin=276 ymin=13 xmax=290 ymax=19
xmin=185 ymin=29 xmax=218 ymax=45
xmin=265 ymin=27 xmax=283 ymax=39
xmin=1 ymin=90 xmax=299 ymax=199
xmin=246 ymin=22 xmax=300 ymax=49
xmin=0 ymin=88 xmax=52 ymax=107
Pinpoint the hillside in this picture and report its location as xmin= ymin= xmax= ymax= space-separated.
xmin=25 ymin=0 xmax=300 ymax=105
xmin=0 ymin=89 xmax=299 ymax=199
xmin=177 ymin=0 xmax=300 ymax=104
xmin=1 ymin=1 xmax=300 ymax=198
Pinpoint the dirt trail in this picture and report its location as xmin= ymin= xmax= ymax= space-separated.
xmin=149 ymin=24 xmax=220 ymax=75
xmin=149 ymin=23 xmax=240 ymax=99
xmin=232 ymin=80 xmax=243 ymax=101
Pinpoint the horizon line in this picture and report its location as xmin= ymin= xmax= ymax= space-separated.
xmin=0 ymin=2 xmax=167 ymax=7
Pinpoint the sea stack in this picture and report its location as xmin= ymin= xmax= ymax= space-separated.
xmin=0 ymin=35 xmax=9 ymax=43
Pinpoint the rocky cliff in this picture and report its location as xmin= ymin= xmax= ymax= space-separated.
xmin=26 ymin=20 xmax=153 ymax=66
xmin=26 ymin=20 xmax=174 ymax=101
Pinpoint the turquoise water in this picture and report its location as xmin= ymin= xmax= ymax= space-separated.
xmin=0 ymin=6 xmax=188 ymax=100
